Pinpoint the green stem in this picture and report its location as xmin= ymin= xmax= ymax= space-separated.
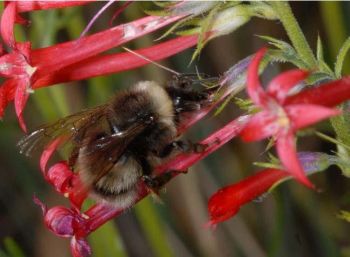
xmin=270 ymin=1 xmax=317 ymax=68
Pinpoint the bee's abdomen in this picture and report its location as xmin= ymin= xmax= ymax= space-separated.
xmin=88 ymin=155 xmax=142 ymax=208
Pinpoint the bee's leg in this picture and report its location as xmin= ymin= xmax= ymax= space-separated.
xmin=158 ymin=140 xmax=208 ymax=158
xmin=142 ymin=169 xmax=186 ymax=193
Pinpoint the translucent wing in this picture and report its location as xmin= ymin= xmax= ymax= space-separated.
xmin=19 ymin=104 xmax=152 ymax=185
xmin=76 ymin=120 xmax=149 ymax=184
xmin=18 ymin=105 xmax=108 ymax=156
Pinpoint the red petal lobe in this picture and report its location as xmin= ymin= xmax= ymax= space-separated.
xmin=286 ymin=104 xmax=340 ymax=130
xmin=240 ymin=110 xmax=278 ymax=141
xmin=285 ymin=76 xmax=350 ymax=107
xmin=0 ymin=79 xmax=16 ymax=117
xmin=71 ymin=237 xmax=92 ymax=257
xmin=267 ymin=69 xmax=309 ymax=103
xmin=14 ymin=79 xmax=29 ymax=132
xmin=46 ymin=161 xmax=74 ymax=194
xmin=247 ymin=47 xmax=269 ymax=107
xmin=40 ymin=137 xmax=65 ymax=175
xmin=44 ymin=206 xmax=76 ymax=237
xmin=1 ymin=2 xmax=16 ymax=47
xmin=276 ymin=131 xmax=314 ymax=188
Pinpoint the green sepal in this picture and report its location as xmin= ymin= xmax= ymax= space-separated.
xmin=335 ymin=36 xmax=350 ymax=78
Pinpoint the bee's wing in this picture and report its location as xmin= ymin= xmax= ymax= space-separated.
xmin=77 ymin=119 xmax=149 ymax=184
xmin=18 ymin=105 xmax=108 ymax=156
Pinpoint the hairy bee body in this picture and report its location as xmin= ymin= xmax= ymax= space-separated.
xmin=19 ymin=77 xmax=215 ymax=208
xmin=78 ymin=81 xmax=177 ymax=207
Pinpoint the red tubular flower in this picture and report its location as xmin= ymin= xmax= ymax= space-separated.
xmin=0 ymin=2 xmax=185 ymax=130
xmin=0 ymin=42 xmax=34 ymax=132
xmin=0 ymin=34 xmax=197 ymax=130
xmin=207 ymin=151 xmax=338 ymax=226
xmin=35 ymin=96 xmax=249 ymax=257
xmin=14 ymin=1 xmax=92 ymax=13
xmin=34 ymin=196 xmax=91 ymax=257
xmin=30 ymin=15 xmax=184 ymax=76
xmin=4 ymin=1 xmax=91 ymax=25
xmin=240 ymin=48 xmax=341 ymax=188
xmin=208 ymin=169 xmax=289 ymax=226
xmin=40 ymin=138 xmax=88 ymax=209
xmin=33 ymin=35 xmax=199 ymax=88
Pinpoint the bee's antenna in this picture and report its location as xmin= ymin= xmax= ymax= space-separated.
xmin=122 ymin=47 xmax=180 ymax=76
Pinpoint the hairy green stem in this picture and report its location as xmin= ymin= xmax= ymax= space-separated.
xmin=270 ymin=2 xmax=317 ymax=68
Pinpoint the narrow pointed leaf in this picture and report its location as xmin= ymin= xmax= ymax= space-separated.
xmin=335 ymin=36 xmax=350 ymax=78
xmin=316 ymin=35 xmax=324 ymax=62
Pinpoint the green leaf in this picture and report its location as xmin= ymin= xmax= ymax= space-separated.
xmin=318 ymin=60 xmax=334 ymax=77
xmin=190 ymin=4 xmax=221 ymax=62
xmin=258 ymin=36 xmax=310 ymax=68
xmin=3 ymin=238 xmax=25 ymax=257
xmin=266 ymin=49 xmax=308 ymax=69
xmin=254 ymin=161 xmax=281 ymax=170
xmin=155 ymin=18 xmax=191 ymax=40
xmin=143 ymin=9 xmax=170 ymax=16
xmin=233 ymin=97 xmax=253 ymax=112
xmin=316 ymin=35 xmax=324 ymax=62
xmin=254 ymin=153 xmax=281 ymax=169
xmin=306 ymin=72 xmax=333 ymax=85
xmin=259 ymin=35 xmax=294 ymax=51
xmin=249 ymin=2 xmax=278 ymax=20
xmin=335 ymin=37 xmax=350 ymax=78
xmin=214 ymin=93 xmax=235 ymax=116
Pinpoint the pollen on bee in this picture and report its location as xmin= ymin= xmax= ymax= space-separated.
xmin=64 ymin=192 xmax=69 ymax=198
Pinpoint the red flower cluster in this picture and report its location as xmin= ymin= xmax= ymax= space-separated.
xmin=207 ymin=48 xmax=350 ymax=226
xmin=30 ymin=50 xmax=249 ymax=257
xmin=0 ymin=1 xmax=197 ymax=131
xmin=4 ymin=2 xmax=350 ymax=256
xmin=33 ymin=45 xmax=350 ymax=255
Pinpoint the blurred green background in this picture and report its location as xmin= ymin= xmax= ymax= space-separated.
xmin=1 ymin=2 xmax=350 ymax=257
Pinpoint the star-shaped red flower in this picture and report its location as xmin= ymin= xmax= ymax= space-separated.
xmin=240 ymin=48 xmax=340 ymax=188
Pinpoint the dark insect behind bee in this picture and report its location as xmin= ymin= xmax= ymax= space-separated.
xmin=18 ymin=75 xmax=218 ymax=208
